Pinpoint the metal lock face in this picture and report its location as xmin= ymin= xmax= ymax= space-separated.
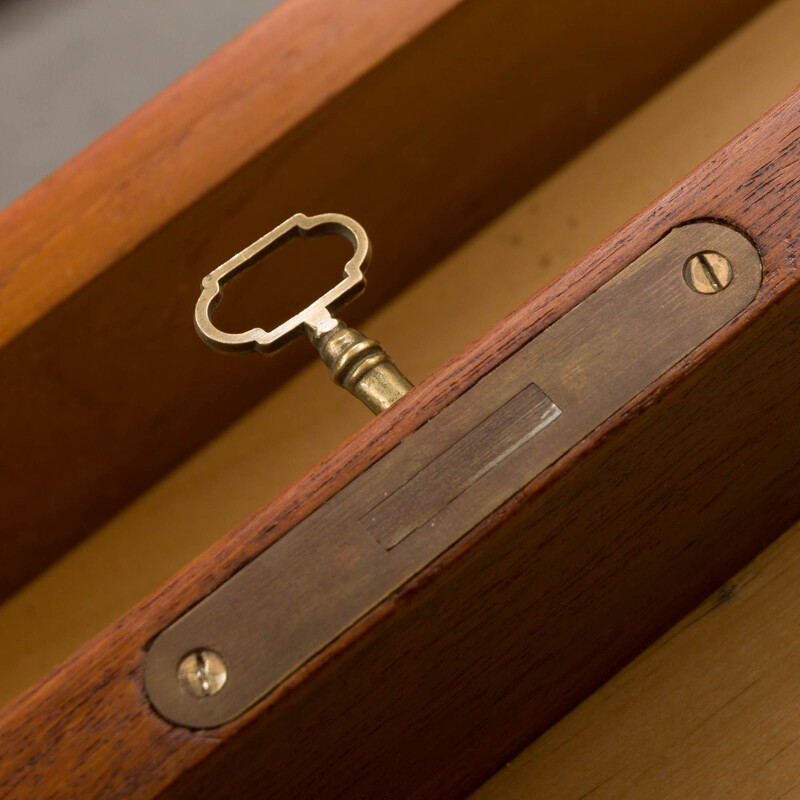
xmin=146 ymin=221 xmax=762 ymax=729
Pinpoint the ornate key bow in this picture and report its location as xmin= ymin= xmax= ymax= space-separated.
xmin=195 ymin=212 xmax=413 ymax=413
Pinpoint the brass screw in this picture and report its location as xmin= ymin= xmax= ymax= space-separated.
xmin=177 ymin=649 xmax=227 ymax=698
xmin=684 ymin=251 xmax=733 ymax=294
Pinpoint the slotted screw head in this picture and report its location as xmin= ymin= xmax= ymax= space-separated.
xmin=177 ymin=649 xmax=227 ymax=698
xmin=684 ymin=251 xmax=733 ymax=294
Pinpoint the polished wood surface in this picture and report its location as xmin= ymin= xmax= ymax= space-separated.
xmin=2 ymin=70 xmax=800 ymax=796
xmin=0 ymin=0 xmax=772 ymax=600
xmin=474 ymin=518 xmax=800 ymax=800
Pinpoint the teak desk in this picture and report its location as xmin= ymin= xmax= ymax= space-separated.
xmin=1 ymin=1 xmax=799 ymax=797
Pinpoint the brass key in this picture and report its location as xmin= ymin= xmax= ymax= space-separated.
xmin=194 ymin=212 xmax=413 ymax=414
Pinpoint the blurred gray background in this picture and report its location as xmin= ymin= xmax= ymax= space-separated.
xmin=0 ymin=0 xmax=282 ymax=211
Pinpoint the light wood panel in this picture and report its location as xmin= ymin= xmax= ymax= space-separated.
xmin=2 ymin=0 xmax=798 ymax=714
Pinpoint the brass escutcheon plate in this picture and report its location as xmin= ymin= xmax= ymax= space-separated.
xmin=145 ymin=221 xmax=762 ymax=728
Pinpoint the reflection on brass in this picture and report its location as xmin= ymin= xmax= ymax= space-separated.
xmin=148 ymin=221 xmax=762 ymax=729
xmin=684 ymin=251 xmax=733 ymax=293
xmin=194 ymin=212 xmax=413 ymax=414
xmin=311 ymin=321 xmax=412 ymax=414
xmin=361 ymin=383 xmax=561 ymax=549
xmin=176 ymin=649 xmax=227 ymax=699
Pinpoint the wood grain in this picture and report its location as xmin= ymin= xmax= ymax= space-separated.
xmin=2 ymin=80 xmax=799 ymax=798
xmin=3 ymin=0 xmax=796 ymax=711
xmin=0 ymin=0 xmax=771 ymax=600
xmin=472 ymin=517 xmax=800 ymax=800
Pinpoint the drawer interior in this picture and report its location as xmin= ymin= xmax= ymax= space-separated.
xmin=3 ymin=0 xmax=798 ymax=763
xmin=0 ymin=0 xmax=772 ymax=603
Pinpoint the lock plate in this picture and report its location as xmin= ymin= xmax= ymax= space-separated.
xmin=145 ymin=221 xmax=762 ymax=728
